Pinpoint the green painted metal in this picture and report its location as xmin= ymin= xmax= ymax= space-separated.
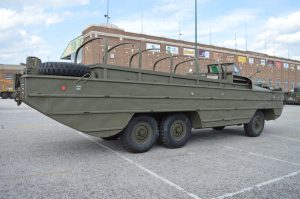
xmin=14 ymin=36 xmax=285 ymax=140
xmin=16 ymin=56 xmax=284 ymax=138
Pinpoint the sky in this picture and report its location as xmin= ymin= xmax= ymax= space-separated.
xmin=0 ymin=0 xmax=300 ymax=64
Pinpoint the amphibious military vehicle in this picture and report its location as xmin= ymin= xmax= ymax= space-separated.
xmin=14 ymin=39 xmax=284 ymax=153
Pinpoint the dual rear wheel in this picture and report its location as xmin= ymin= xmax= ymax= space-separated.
xmin=120 ymin=114 xmax=191 ymax=153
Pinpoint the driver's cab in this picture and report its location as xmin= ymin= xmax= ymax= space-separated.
xmin=206 ymin=63 xmax=241 ymax=82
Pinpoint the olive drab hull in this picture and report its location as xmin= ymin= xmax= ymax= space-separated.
xmin=17 ymin=63 xmax=284 ymax=138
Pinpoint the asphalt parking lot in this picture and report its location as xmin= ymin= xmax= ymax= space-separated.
xmin=0 ymin=100 xmax=300 ymax=199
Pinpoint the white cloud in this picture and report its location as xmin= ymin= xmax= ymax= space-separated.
xmin=0 ymin=30 xmax=52 ymax=64
xmin=0 ymin=6 xmax=70 ymax=63
xmin=152 ymin=0 xmax=193 ymax=13
xmin=206 ymin=9 xmax=257 ymax=33
xmin=0 ymin=0 xmax=89 ymax=8
xmin=248 ymin=10 xmax=300 ymax=59
xmin=0 ymin=6 xmax=69 ymax=31
xmin=267 ymin=11 xmax=300 ymax=33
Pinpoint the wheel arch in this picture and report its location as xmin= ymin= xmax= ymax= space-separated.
xmin=131 ymin=111 xmax=202 ymax=129
xmin=258 ymin=109 xmax=277 ymax=121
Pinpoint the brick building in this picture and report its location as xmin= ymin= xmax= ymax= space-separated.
xmin=0 ymin=64 xmax=24 ymax=92
xmin=61 ymin=24 xmax=300 ymax=91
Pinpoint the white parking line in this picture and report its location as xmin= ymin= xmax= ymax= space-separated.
xmin=248 ymin=152 xmax=300 ymax=167
xmin=269 ymin=123 xmax=300 ymax=131
xmin=76 ymin=132 xmax=202 ymax=199
xmin=212 ymin=170 xmax=300 ymax=199
xmin=224 ymin=146 xmax=300 ymax=167
xmin=269 ymin=134 xmax=300 ymax=143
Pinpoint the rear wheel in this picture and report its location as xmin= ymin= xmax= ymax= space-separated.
xmin=121 ymin=115 xmax=158 ymax=153
xmin=212 ymin=126 xmax=225 ymax=131
xmin=244 ymin=111 xmax=265 ymax=137
xmin=159 ymin=114 xmax=192 ymax=148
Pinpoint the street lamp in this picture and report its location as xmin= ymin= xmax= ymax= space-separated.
xmin=195 ymin=0 xmax=199 ymax=80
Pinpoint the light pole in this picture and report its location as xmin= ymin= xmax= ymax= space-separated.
xmin=209 ymin=26 xmax=212 ymax=45
xmin=104 ymin=0 xmax=110 ymax=24
xmin=195 ymin=0 xmax=199 ymax=79
xmin=235 ymin=33 xmax=237 ymax=50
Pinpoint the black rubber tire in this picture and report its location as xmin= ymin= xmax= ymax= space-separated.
xmin=8 ymin=93 xmax=14 ymax=99
xmin=101 ymin=133 xmax=120 ymax=141
xmin=1 ymin=92 xmax=8 ymax=99
xmin=121 ymin=115 xmax=158 ymax=153
xmin=159 ymin=114 xmax=192 ymax=148
xmin=244 ymin=111 xmax=265 ymax=137
xmin=212 ymin=126 xmax=225 ymax=131
xmin=38 ymin=62 xmax=90 ymax=77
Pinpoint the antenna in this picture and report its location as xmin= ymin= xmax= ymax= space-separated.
xmin=104 ymin=0 xmax=110 ymax=24
xmin=141 ymin=12 xmax=144 ymax=33
xmin=272 ymin=40 xmax=275 ymax=56
xmin=249 ymin=69 xmax=261 ymax=79
xmin=178 ymin=21 xmax=182 ymax=40
xmin=235 ymin=33 xmax=237 ymax=50
xmin=245 ymin=23 xmax=248 ymax=51
xmin=209 ymin=26 xmax=212 ymax=45
xmin=264 ymin=30 xmax=267 ymax=54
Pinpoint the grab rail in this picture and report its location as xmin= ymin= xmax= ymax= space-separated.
xmin=74 ymin=37 xmax=103 ymax=64
xmin=103 ymin=42 xmax=138 ymax=64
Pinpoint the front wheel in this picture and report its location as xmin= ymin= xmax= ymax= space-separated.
xmin=244 ymin=111 xmax=265 ymax=137
xmin=121 ymin=115 xmax=158 ymax=153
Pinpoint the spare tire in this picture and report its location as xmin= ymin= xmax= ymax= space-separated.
xmin=38 ymin=62 xmax=90 ymax=77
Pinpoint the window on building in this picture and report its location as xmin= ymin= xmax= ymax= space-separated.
xmin=291 ymin=81 xmax=295 ymax=91
xmin=269 ymin=79 xmax=272 ymax=86
xmin=284 ymin=81 xmax=288 ymax=91
xmin=276 ymin=80 xmax=281 ymax=87
xmin=256 ymin=78 xmax=260 ymax=84
xmin=5 ymin=73 xmax=13 ymax=80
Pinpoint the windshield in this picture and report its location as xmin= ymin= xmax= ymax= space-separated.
xmin=207 ymin=63 xmax=241 ymax=76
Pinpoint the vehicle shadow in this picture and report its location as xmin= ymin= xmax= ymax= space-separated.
xmin=42 ymin=127 xmax=247 ymax=155
xmin=176 ymin=127 xmax=245 ymax=146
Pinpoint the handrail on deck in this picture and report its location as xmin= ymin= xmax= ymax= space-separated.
xmin=103 ymin=42 xmax=138 ymax=64
xmin=74 ymin=37 xmax=103 ymax=64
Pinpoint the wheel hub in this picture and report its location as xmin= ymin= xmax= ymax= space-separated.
xmin=253 ymin=116 xmax=262 ymax=131
xmin=134 ymin=123 xmax=150 ymax=143
xmin=171 ymin=121 xmax=186 ymax=139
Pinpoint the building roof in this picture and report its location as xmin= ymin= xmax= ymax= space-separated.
xmin=61 ymin=36 xmax=83 ymax=60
